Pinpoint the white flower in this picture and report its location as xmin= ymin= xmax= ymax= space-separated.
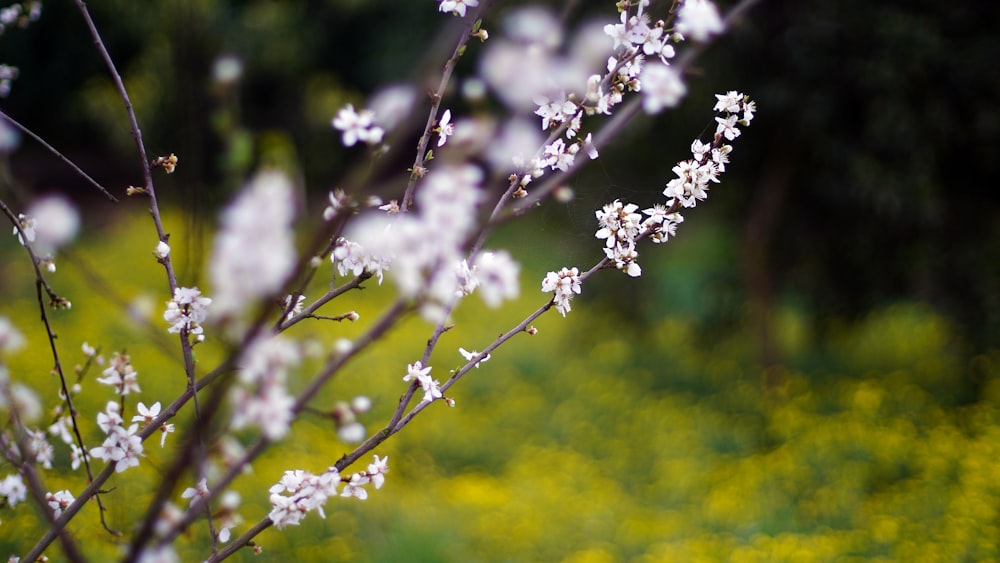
xmin=534 ymin=93 xmax=577 ymax=131
xmin=154 ymin=241 xmax=171 ymax=259
xmin=332 ymin=104 xmax=384 ymax=147
xmin=90 ymin=424 xmax=144 ymax=473
xmin=0 ymin=474 xmax=27 ymax=507
xmin=642 ymin=204 xmax=684 ymax=243
xmin=322 ymin=189 xmax=349 ymax=221
xmin=133 ymin=402 xmax=174 ymax=447
xmin=96 ymin=352 xmax=140 ymax=395
xmin=715 ymin=114 xmax=741 ymax=141
xmin=595 ymin=200 xmax=643 ymax=250
xmin=268 ymin=467 xmax=341 ymax=528
xmin=210 ymin=171 xmax=296 ymax=326
xmin=181 ymin=478 xmax=209 ymax=506
xmin=368 ymin=455 xmax=389 ymax=489
xmin=283 ymin=294 xmax=306 ymax=321
xmin=541 ymin=267 xmax=582 ymax=316
xmin=677 ymin=0 xmax=725 ymax=42
xmin=402 ymin=361 xmax=442 ymax=403
xmin=27 ymin=195 xmax=80 ymax=250
xmin=459 ymin=347 xmax=491 ymax=368
xmin=436 ymin=109 xmax=454 ymax=147
xmin=337 ymin=422 xmax=366 ymax=444
xmin=713 ymin=91 xmax=743 ymax=114
xmin=640 ymin=64 xmax=687 ymax=114
xmin=46 ymin=489 xmax=75 ymax=518
xmin=96 ymin=401 xmax=123 ymax=433
xmin=12 ymin=213 xmax=35 ymax=245
xmin=472 ymin=251 xmax=520 ymax=308
xmin=164 ymin=287 xmax=212 ymax=336
xmin=229 ymin=335 xmax=300 ymax=440
xmin=25 ymin=428 xmax=53 ymax=468
xmin=438 ymin=0 xmax=479 ymax=17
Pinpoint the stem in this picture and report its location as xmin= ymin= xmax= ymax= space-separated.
xmin=0 ymin=110 xmax=118 ymax=202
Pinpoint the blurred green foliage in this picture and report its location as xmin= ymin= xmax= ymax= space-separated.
xmin=1 ymin=210 xmax=997 ymax=561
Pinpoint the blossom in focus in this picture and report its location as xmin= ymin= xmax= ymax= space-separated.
xmin=541 ymin=267 xmax=582 ymax=316
xmin=90 ymin=423 xmax=144 ymax=473
xmin=164 ymin=287 xmax=211 ymax=336
xmin=436 ymin=109 xmax=454 ymax=147
xmin=268 ymin=467 xmax=341 ymax=529
xmin=403 ymin=361 xmax=443 ymax=403
xmin=438 ymin=0 xmax=478 ymax=17
xmin=154 ymin=241 xmax=170 ymax=260
xmin=459 ymin=347 xmax=491 ymax=368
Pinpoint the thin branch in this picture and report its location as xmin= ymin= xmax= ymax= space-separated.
xmin=400 ymin=0 xmax=494 ymax=211
xmin=0 ymin=110 xmax=119 ymax=202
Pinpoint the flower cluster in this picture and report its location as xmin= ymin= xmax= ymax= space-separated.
xmin=601 ymin=91 xmax=756 ymax=278
xmin=229 ymin=335 xmax=300 ymax=441
xmin=163 ymin=287 xmax=211 ymax=339
xmin=95 ymin=351 xmax=140 ymax=396
xmin=0 ymin=1 xmax=42 ymax=37
xmin=90 ymin=401 xmax=144 ymax=473
xmin=332 ymin=104 xmax=385 ymax=147
xmin=331 ymin=165 xmax=521 ymax=321
xmin=403 ymin=361 xmax=443 ymax=403
xmin=541 ymin=267 xmax=583 ymax=317
xmin=676 ymin=0 xmax=725 ymax=42
xmin=209 ymin=171 xmax=297 ymax=328
xmin=268 ymin=455 xmax=388 ymax=529
xmin=596 ymin=200 xmax=643 ymax=277
xmin=479 ymin=1 xmax=723 ymax=197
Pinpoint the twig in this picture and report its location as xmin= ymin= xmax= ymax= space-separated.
xmin=0 ymin=110 xmax=119 ymax=202
xmin=400 ymin=0 xmax=494 ymax=211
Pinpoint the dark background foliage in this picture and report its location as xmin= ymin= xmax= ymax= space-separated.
xmin=2 ymin=0 xmax=998 ymax=365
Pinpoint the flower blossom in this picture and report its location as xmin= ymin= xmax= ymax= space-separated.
xmin=0 ymin=474 xmax=27 ymax=507
xmin=436 ymin=109 xmax=455 ymax=147
xmin=96 ymin=352 xmax=140 ymax=395
xmin=268 ymin=467 xmax=341 ymax=529
xmin=90 ymin=423 xmax=144 ymax=473
xmin=677 ymin=0 xmax=725 ymax=42
xmin=640 ymin=64 xmax=687 ymax=114
xmin=46 ymin=489 xmax=75 ymax=518
xmin=438 ymin=0 xmax=478 ymax=17
xmin=132 ymin=401 xmax=175 ymax=447
xmin=164 ymin=287 xmax=211 ymax=337
xmin=210 ymin=171 xmax=297 ymax=328
xmin=541 ymin=267 xmax=582 ymax=316
xmin=402 ymin=361 xmax=443 ymax=403
xmin=229 ymin=335 xmax=300 ymax=441
xmin=332 ymin=104 xmax=384 ymax=147
xmin=459 ymin=347 xmax=491 ymax=368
